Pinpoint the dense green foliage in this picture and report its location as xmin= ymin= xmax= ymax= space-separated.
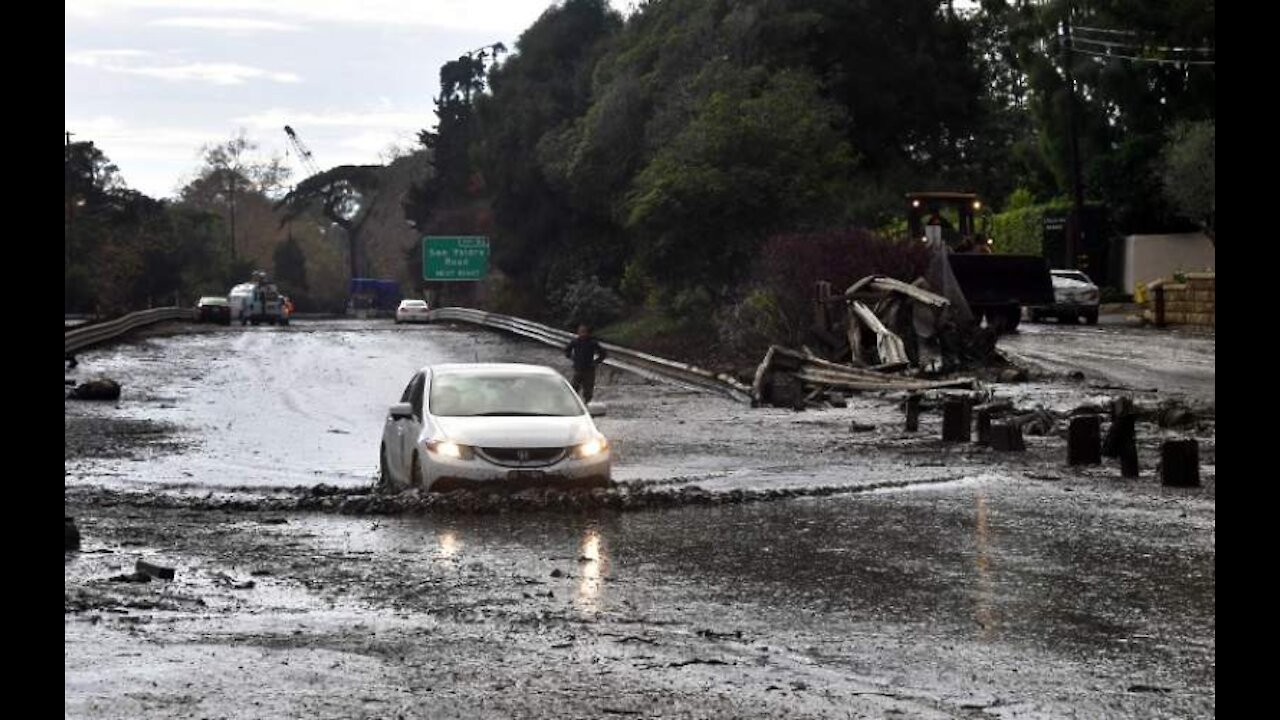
xmin=402 ymin=0 xmax=1212 ymax=332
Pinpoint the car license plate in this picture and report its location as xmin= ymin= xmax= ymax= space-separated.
xmin=508 ymin=470 xmax=546 ymax=481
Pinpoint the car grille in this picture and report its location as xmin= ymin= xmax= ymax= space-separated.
xmin=476 ymin=447 xmax=568 ymax=467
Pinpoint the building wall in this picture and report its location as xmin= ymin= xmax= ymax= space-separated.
xmin=1123 ymin=233 xmax=1215 ymax=294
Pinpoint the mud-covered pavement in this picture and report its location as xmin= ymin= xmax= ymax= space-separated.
xmin=65 ymin=319 xmax=1215 ymax=718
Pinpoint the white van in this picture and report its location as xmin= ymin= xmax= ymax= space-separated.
xmin=227 ymin=283 xmax=256 ymax=324
xmin=227 ymin=281 xmax=289 ymax=326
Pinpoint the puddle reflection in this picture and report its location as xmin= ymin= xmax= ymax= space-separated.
xmin=576 ymin=527 xmax=608 ymax=613
xmin=435 ymin=529 xmax=460 ymax=559
xmin=973 ymin=490 xmax=997 ymax=639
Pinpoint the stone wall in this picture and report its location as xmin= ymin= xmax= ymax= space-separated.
xmin=1144 ymin=272 xmax=1215 ymax=327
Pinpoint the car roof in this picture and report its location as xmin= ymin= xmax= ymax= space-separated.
xmin=199 ymin=296 xmax=228 ymax=303
xmin=422 ymin=363 xmax=561 ymax=377
xmin=399 ymin=299 xmax=428 ymax=304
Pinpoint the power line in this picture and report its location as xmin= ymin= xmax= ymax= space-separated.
xmin=1072 ymin=25 xmax=1140 ymax=37
xmin=1070 ymin=35 xmax=1214 ymax=54
xmin=1070 ymin=46 xmax=1216 ymax=66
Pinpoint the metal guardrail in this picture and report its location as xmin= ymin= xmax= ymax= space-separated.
xmin=426 ymin=307 xmax=755 ymax=404
xmin=64 ymin=307 xmax=194 ymax=354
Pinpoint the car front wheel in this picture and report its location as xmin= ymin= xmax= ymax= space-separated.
xmin=378 ymin=444 xmax=393 ymax=492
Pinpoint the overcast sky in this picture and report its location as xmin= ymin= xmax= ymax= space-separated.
xmin=65 ymin=0 xmax=633 ymax=199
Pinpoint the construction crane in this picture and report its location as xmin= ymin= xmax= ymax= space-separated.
xmin=283 ymin=125 xmax=321 ymax=179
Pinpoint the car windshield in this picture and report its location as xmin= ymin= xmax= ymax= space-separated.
xmin=429 ymin=373 xmax=583 ymax=417
xmin=1053 ymin=271 xmax=1093 ymax=284
xmin=401 ymin=301 xmax=427 ymax=307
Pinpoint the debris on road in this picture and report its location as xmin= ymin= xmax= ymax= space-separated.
xmin=213 ymin=572 xmax=256 ymax=590
xmin=65 ymin=517 xmax=81 ymax=552
xmin=136 ymin=559 xmax=176 ymax=580
xmin=69 ymin=378 xmax=122 ymax=401
xmin=748 ymin=273 xmax=1038 ymax=409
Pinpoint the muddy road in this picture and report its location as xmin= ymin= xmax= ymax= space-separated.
xmin=65 ymin=319 xmax=1215 ymax=719
xmin=1000 ymin=322 xmax=1215 ymax=406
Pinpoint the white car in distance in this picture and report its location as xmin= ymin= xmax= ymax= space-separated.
xmin=395 ymin=299 xmax=431 ymax=324
xmin=1029 ymin=269 xmax=1101 ymax=325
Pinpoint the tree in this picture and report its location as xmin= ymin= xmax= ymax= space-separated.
xmin=1161 ymin=119 xmax=1214 ymax=244
xmin=182 ymin=130 xmax=289 ymax=260
xmin=404 ymin=43 xmax=506 ymax=232
xmin=275 ymin=165 xmax=382 ymax=281
xmin=990 ymin=0 xmax=1214 ymax=228
xmin=624 ymin=68 xmax=857 ymax=299
xmin=273 ymin=233 xmax=309 ymax=292
xmin=473 ymin=0 xmax=622 ymax=291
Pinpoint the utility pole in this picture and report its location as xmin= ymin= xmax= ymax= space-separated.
xmin=228 ymin=170 xmax=238 ymax=262
xmin=65 ymin=132 xmax=75 ymax=268
xmin=1061 ymin=8 xmax=1085 ymax=270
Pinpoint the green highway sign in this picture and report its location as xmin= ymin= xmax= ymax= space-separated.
xmin=424 ymin=236 xmax=489 ymax=281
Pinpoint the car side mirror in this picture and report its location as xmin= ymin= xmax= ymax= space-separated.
xmin=389 ymin=402 xmax=414 ymax=420
xmin=587 ymin=402 xmax=607 ymax=417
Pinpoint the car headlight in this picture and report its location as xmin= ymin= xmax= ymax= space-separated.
xmin=575 ymin=435 xmax=609 ymax=459
xmin=426 ymin=438 xmax=473 ymax=460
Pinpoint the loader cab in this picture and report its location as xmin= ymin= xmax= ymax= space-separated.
xmin=906 ymin=192 xmax=993 ymax=252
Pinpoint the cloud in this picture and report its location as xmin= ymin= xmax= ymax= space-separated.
xmin=148 ymin=16 xmax=304 ymax=32
xmin=126 ymin=63 xmax=301 ymax=85
xmin=66 ymin=51 xmax=301 ymax=85
xmin=65 ymin=49 xmax=153 ymax=67
xmin=236 ymin=109 xmax=427 ymax=131
xmin=66 ymin=116 xmax=226 ymax=160
xmin=65 ymin=0 xmax=562 ymax=33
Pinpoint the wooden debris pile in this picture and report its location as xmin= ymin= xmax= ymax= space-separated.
xmin=752 ymin=275 xmax=1000 ymax=409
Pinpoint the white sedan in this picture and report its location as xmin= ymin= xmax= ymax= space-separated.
xmin=378 ymin=364 xmax=612 ymax=492
xmin=1029 ymin=269 xmax=1101 ymax=324
xmin=395 ymin=299 xmax=431 ymax=324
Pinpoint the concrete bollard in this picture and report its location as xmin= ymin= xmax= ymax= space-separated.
xmin=905 ymin=394 xmax=921 ymax=432
xmin=942 ymin=399 xmax=971 ymax=442
xmin=975 ymin=407 xmax=993 ymax=446
xmin=1068 ymin=415 xmax=1102 ymax=465
xmin=1160 ymin=439 xmax=1200 ymax=487
xmin=990 ymin=422 xmax=1025 ymax=451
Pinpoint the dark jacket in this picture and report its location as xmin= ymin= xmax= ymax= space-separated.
xmin=565 ymin=336 xmax=607 ymax=370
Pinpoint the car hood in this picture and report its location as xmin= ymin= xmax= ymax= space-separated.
xmin=433 ymin=415 xmax=596 ymax=448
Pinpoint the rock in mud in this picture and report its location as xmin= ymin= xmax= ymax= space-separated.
xmin=136 ymin=559 xmax=176 ymax=580
xmin=69 ymin=378 xmax=122 ymax=401
xmin=1156 ymin=401 xmax=1196 ymax=428
xmin=998 ymin=367 xmax=1029 ymax=383
xmin=65 ymin=517 xmax=81 ymax=551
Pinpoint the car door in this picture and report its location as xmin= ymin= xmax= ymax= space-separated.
xmin=386 ymin=373 xmax=420 ymax=481
xmin=400 ymin=372 xmax=428 ymax=477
